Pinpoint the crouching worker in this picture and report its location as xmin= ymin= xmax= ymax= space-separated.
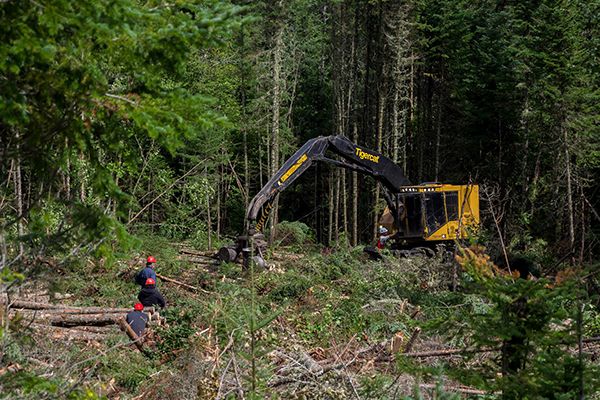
xmin=126 ymin=303 xmax=149 ymax=337
xmin=138 ymin=278 xmax=166 ymax=309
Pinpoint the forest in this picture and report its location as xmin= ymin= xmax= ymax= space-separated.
xmin=1 ymin=0 xmax=599 ymax=399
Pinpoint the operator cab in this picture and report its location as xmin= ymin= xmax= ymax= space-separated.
xmin=380 ymin=183 xmax=479 ymax=245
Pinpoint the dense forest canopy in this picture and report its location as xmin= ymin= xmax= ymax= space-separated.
xmin=1 ymin=0 xmax=599 ymax=264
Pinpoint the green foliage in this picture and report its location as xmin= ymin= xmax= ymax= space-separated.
xmin=156 ymin=307 xmax=198 ymax=355
xmin=273 ymin=221 xmax=315 ymax=247
xmin=0 ymin=0 xmax=242 ymax=271
xmin=423 ymin=246 xmax=600 ymax=397
xmin=0 ymin=371 xmax=100 ymax=399
xmin=267 ymin=270 xmax=312 ymax=303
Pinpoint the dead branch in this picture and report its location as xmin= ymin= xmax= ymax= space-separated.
xmin=482 ymin=184 xmax=511 ymax=273
xmin=178 ymin=248 xmax=218 ymax=258
xmin=419 ymin=383 xmax=489 ymax=395
xmin=401 ymin=347 xmax=499 ymax=358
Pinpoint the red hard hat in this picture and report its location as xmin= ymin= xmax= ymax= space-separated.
xmin=145 ymin=278 xmax=156 ymax=286
xmin=134 ymin=303 xmax=144 ymax=311
xmin=147 ymin=256 xmax=156 ymax=263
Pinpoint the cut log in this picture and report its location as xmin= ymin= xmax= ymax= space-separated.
xmin=1 ymin=300 xmax=67 ymax=310
xmin=184 ymin=257 xmax=218 ymax=265
xmin=13 ymin=307 xmax=154 ymax=315
xmin=217 ymin=247 xmax=238 ymax=263
xmin=12 ymin=307 xmax=129 ymax=314
xmin=118 ymin=317 xmax=144 ymax=351
xmin=179 ymin=248 xmax=217 ymax=258
xmin=5 ymin=301 xmax=155 ymax=315
xmin=11 ymin=311 xmax=122 ymax=326
xmin=30 ymin=324 xmax=109 ymax=341
xmin=29 ymin=322 xmax=119 ymax=334
xmin=180 ymin=249 xmax=217 ymax=258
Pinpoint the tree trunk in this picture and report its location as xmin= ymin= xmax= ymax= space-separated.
xmin=328 ymin=170 xmax=334 ymax=245
xmin=373 ymin=89 xmax=385 ymax=238
xmin=79 ymin=152 xmax=86 ymax=202
xmin=563 ymin=124 xmax=575 ymax=252
xmin=342 ymin=169 xmax=347 ymax=240
xmin=13 ymin=130 xmax=24 ymax=257
xmin=269 ymin=28 xmax=283 ymax=243
xmin=205 ymin=168 xmax=212 ymax=251
xmin=352 ymin=123 xmax=359 ymax=246
xmin=64 ymin=138 xmax=71 ymax=201
xmin=434 ymin=92 xmax=442 ymax=182
xmin=216 ymin=162 xmax=221 ymax=240
xmin=334 ymin=169 xmax=340 ymax=241
xmin=239 ymin=24 xmax=250 ymax=209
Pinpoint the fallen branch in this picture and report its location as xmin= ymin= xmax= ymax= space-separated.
xmin=182 ymin=257 xmax=217 ymax=265
xmin=402 ymin=337 xmax=600 ymax=358
xmin=419 ymin=383 xmax=489 ymax=395
xmin=156 ymin=273 xmax=210 ymax=294
xmin=401 ymin=347 xmax=498 ymax=358
xmin=178 ymin=248 xmax=216 ymax=258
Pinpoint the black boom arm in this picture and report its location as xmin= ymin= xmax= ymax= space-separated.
xmin=247 ymin=135 xmax=410 ymax=232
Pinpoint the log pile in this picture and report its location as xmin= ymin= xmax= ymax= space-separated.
xmin=2 ymin=299 xmax=158 ymax=344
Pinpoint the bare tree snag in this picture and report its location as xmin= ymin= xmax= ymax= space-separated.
xmin=352 ymin=124 xmax=358 ymax=245
xmin=562 ymin=124 xmax=575 ymax=252
xmin=269 ymin=25 xmax=283 ymax=244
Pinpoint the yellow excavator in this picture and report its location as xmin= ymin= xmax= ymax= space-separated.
xmin=218 ymin=135 xmax=479 ymax=264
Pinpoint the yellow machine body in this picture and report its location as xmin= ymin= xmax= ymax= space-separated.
xmin=379 ymin=183 xmax=479 ymax=243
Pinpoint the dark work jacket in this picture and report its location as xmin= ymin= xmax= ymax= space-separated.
xmin=138 ymin=285 xmax=166 ymax=308
xmin=135 ymin=266 xmax=157 ymax=286
xmin=126 ymin=310 xmax=149 ymax=337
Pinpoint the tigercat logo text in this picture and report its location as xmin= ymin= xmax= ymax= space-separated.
xmin=355 ymin=148 xmax=380 ymax=163
xmin=278 ymin=153 xmax=308 ymax=186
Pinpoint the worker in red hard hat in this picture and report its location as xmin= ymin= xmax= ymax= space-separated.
xmin=126 ymin=303 xmax=149 ymax=337
xmin=138 ymin=277 xmax=166 ymax=308
xmin=135 ymin=255 xmax=157 ymax=287
xmin=376 ymin=226 xmax=391 ymax=250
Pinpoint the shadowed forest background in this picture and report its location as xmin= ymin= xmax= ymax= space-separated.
xmin=1 ymin=0 xmax=600 ymax=398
